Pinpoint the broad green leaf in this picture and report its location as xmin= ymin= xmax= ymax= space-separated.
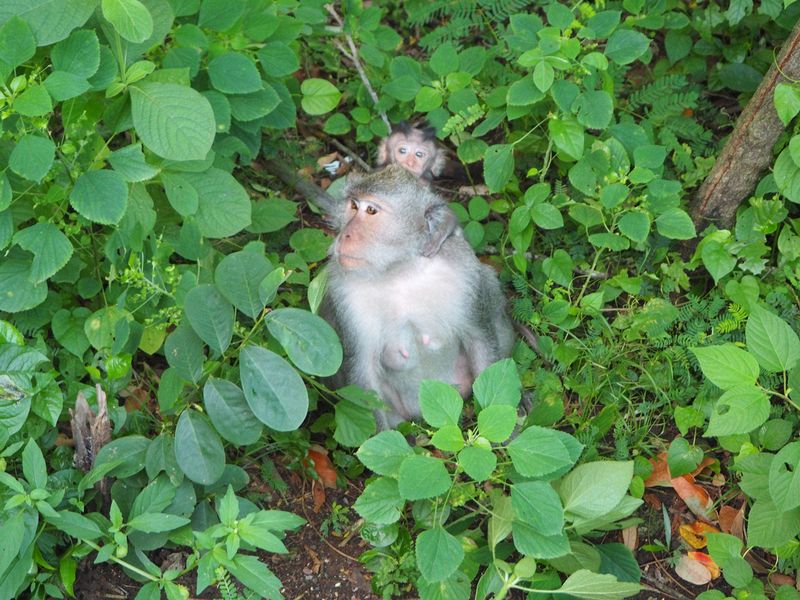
xmin=458 ymin=446 xmax=497 ymax=481
xmin=555 ymin=570 xmax=640 ymax=599
xmin=0 ymin=259 xmax=47 ymax=312
xmin=473 ymin=358 xmax=521 ymax=408
xmin=419 ymin=380 xmax=463 ymax=428
xmin=605 ymin=29 xmax=650 ymax=65
xmin=161 ymin=172 xmax=198 ymax=216
xmin=589 ymin=232 xmax=629 ymax=251
xmin=300 ymin=78 xmax=342 ymax=115
xmin=576 ymin=90 xmax=613 ymax=129
xmin=705 ymin=385 xmax=770 ymax=437
xmin=265 ymin=308 xmax=342 ymax=377
xmin=417 ymin=571 xmax=471 ymax=600
xmin=398 ymin=455 xmax=451 ymax=500
xmin=128 ymin=512 xmax=190 ymax=533
xmin=383 ymin=75 xmax=419 ymax=101
xmin=746 ymin=305 xmax=800 ymax=373
xmin=506 ymin=76 xmax=545 ymax=106
xmin=51 ymin=29 xmax=100 ymax=77
xmin=431 ymin=424 xmax=465 ymax=452
xmin=559 ymin=461 xmax=633 ymax=519
xmin=184 ymin=284 xmax=234 ymax=354
xmin=549 ymin=118 xmax=584 ymax=160
xmin=690 ymin=344 xmax=760 ymax=389
xmin=175 ymin=409 xmax=225 ymax=485
xmin=701 ymin=240 xmax=736 ymax=283
xmin=70 ymin=169 xmax=129 ymax=225
xmin=477 ymin=404 xmax=517 ymax=443
xmin=768 ymin=442 xmax=800 ymax=510
xmin=747 ymin=498 xmax=800 ymax=548
xmin=356 ymin=430 xmax=413 ymax=477
xmin=48 ymin=511 xmax=104 ymax=541
xmin=334 ymin=397 xmax=377 ymax=448
xmin=214 ymin=251 xmax=272 ymax=319
xmin=775 ymin=83 xmax=800 ymax=126
xmin=416 ymin=527 xmax=464 ymax=583
xmin=9 ymin=134 xmax=55 ymax=182
xmin=51 ymin=308 xmax=91 ymax=357
xmin=208 ymin=52 xmax=262 ymax=94
xmin=512 ymin=521 xmax=571 ymax=559
xmin=353 ymin=477 xmax=404 ymax=524
xmin=655 ymin=208 xmax=696 ymax=240
xmin=257 ymin=42 xmax=299 ymax=78
xmin=531 ymin=202 xmax=564 ymax=229
xmin=130 ymin=82 xmax=215 ymax=161
xmin=533 ymin=61 xmax=554 ymax=92
xmin=102 ymin=0 xmax=153 ymax=42
xmin=430 ymin=43 xmax=459 ymax=76
xmin=203 ymin=378 xmax=262 ymax=446
xmin=484 ymin=144 xmax=515 ymax=193
xmin=618 ymin=211 xmax=650 ymax=243
xmin=22 ymin=439 xmax=47 ymax=489
xmin=666 ymin=438 xmax=703 ymax=478
xmin=13 ymin=223 xmax=72 ymax=283
xmin=229 ymin=85 xmax=281 ymax=121
xmin=774 ymin=149 xmax=800 ymax=203
xmin=14 ymin=84 xmax=52 ymax=116
xmin=228 ymin=555 xmax=282 ymax=600
xmin=163 ymin=322 xmax=203 ymax=383
xmin=190 ymin=168 xmax=252 ymax=238
xmin=507 ymin=426 xmax=578 ymax=478
xmin=0 ymin=17 xmax=35 ymax=80
xmin=94 ymin=435 xmax=149 ymax=478
xmin=240 ymin=345 xmax=309 ymax=431
xmin=512 ymin=481 xmax=564 ymax=536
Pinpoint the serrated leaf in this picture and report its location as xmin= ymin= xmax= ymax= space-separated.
xmin=356 ymin=431 xmax=413 ymax=477
xmin=398 ymin=455 xmax=451 ymax=500
xmin=300 ymin=78 xmax=342 ymax=115
xmin=690 ymin=344 xmax=760 ymax=389
xmin=70 ymin=170 xmax=129 ymax=225
xmin=416 ymin=527 xmax=464 ymax=583
xmin=208 ymin=52 xmax=262 ymax=94
xmin=705 ymin=385 xmax=770 ymax=437
xmin=746 ymin=305 xmax=800 ymax=373
xmin=102 ymin=0 xmax=154 ymax=43
xmin=13 ymin=223 xmax=72 ymax=283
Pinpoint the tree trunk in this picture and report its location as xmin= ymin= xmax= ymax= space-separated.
xmin=691 ymin=17 xmax=800 ymax=232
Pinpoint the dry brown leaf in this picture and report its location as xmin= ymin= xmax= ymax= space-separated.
xmin=622 ymin=525 xmax=638 ymax=551
xmin=645 ymin=453 xmax=719 ymax=488
xmin=719 ymin=503 xmax=746 ymax=541
xmin=312 ymin=482 xmax=326 ymax=512
xmin=679 ymin=521 xmax=720 ymax=549
xmin=688 ymin=552 xmax=721 ymax=578
xmin=643 ymin=492 xmax=662 ymax=510
xmin=307 ymin=446 xmax=337 ymax=488
xmin=768 ymin=573 xmax=796 ymax=589
xmin=675 ymin=554 xmax=713 ymax=585
xmin=671 ymin=475 xmax=718 ymax=522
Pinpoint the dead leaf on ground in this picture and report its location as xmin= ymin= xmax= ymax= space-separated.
xmin=312 ymin=482 xmax=326 ymax=512
xmin=675 ymin=554 xmax=714 ymax=585
xmin=645 ymin=452 xmax=718 ymax=488
xmin=307 ymin=446 xmax=338 ymax=488
xmin=719 ymin=502 xmax=746 ymax=541
xmin=622 ymin=525 xmax=638 ymax=551
xmin=768 ymin=573 xmax=796 ymax=589
xmin=679 ymin=521 xmax=720 ymax=549
xmin=643 ymin=492 xmax=662 ymax=510
xmin=671 ymin=475 xmax=718 ymax=523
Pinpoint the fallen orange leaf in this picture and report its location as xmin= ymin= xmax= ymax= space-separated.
xmin=645 ymin=453 xmax=719 ymax=488
xmin=688 ymin=552 xmax=721 ymax=579
xmin=719 ymin=503 xmax=746 ymax=541
xmin=306 ymin=446 xmax=337 ymax=488
xmin=675 ymin=554 xmax=713 ymax=585
xmin=679 ymin=521 xmax=720 ymax=549
xmin=671 ymin=475 xmax=718 ymax=523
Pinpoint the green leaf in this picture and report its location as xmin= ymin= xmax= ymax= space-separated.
xmin=705 ymin=385 xmax=770 ymax=437
xmin=576 ymin=90 xmax=613 ymax=129
xmin=549 ymin=118 xmax=584 ymax=160
xmin=356 ymin=431 xmax=413 ymax=477
xmin=383 ymin=75 xmax=419 ymax=101
xmin=507 ymin=426 xmax=580 ymax=479
xmin=418 ymin=571 xmax=471 ymax=600
xmin=512 ymin=521 xmax=570 ymax=559
xmin=589 ymin=232 xmax=629 ymax=251
xmin=108 ymin=144 xmax=159 ymax=182
xmin=300 ymin=78 xmax=342 ymax=115
xmin=398 ymin=455 xmax=451 ymax=500
xmin=512 ymin=481 xmax=565 ymax=536
xmin=208 ymin=52 xmax=262 ymax=94
xmin=48 ymin=511 xmax=104 ymax=541
xmin=416 ymin=527 xmax=464 ymax=583
xmin=161 ymin=172 xmax=198 ymax=216
xmin=22 ymin=439 xmax=47 ymax=489
xmin=555 ymin=570 xmax=641 ymax=599
xmin=430 ymin=43 xmax=458 ymax=77
xmin=0 ymin=17 xmax=35 ymax=80
xmin=214 ymin=251 xmax=272 ymax=319
xmin=484 ymin=144 xmax=515 ymax=193
xmin=102 ymin=0 xmax=153 ymax=42
xmin=130 ymin=82 xmax=215 ymax=161
xmin=775 ymin=83 xmax=800 ymax=127
xmin=431 ymin=424 xmax=465 ymax=452
xmin=605 ymin=29 xmax=650 ymax=65
xmin=531 ymin=202 xmax=564 ymax=229
xmin=0 ymin=258 xmax=48 ymax=312
xmin=701 ymin=240 xmax=736 ymax=283
xmin=228 ymin=555 xmax=282 ymax=600
xmin=184 ymin=284 xmax=234 ymax=354
xmin=617 ymin=211 xmax=650 ymax=243
xmin=533 ymin=61 xmax=554 ymax=92
xmin=655 ymin=208 xmax=696 ymax=240
xmin=666 ymin=438 xmax=703 ymax=478
xmin=94 ymin=435 xmax=149 ymax=478
xmin=353 ymin=477 xmax=404 ymax=524
xmin=191 ymin=168 xmax=252 ymax=238
xmin=775 ymin=149 xmax=800 ymax=203
xmin=472 ymin=359 xmax=521 ymax=408
xmin=768 ymin=442 xmax=800 ymax=510
xmin=9 ymin=134 xmax=55 ymax=183
xmin=334 ymin=397 xmax=376 ymax=448
xmin=174 ymin=409 xmax=225 ymax=485
xmin=477 ymin=404 xmax=517 ymax=443
xmin=257 ymin=42 xmax=299 ymax=78
xmin=70 ymin=170 xmax=129 ymax=225
xmin=13 ymin=223 xmax=72 ymax=283
xmin=559 ymin=461 xmax=633 ymax=519
xmin=507 ymin=76 xmax=545 ymax=106
xmin=14 ymin=84 xmax=52 ymax=116
xmin=747 ymin=498 xmax=800 ymax=548
xmin=51 ymin=308 xmax=91 ymax=357
xmin=164 ymin=323 xmax=203 ymax=383
xmin=128 ymin=512 xmax=190 ymax=533
xmin=419 ymin=380 xmax=463 ymax=428
xmin=204 ymin=378 xmax=262 ymax=446
xmin=265 ymin=308 xmax=343 ymax=377
xmin=690 ymin=344 xmax=760 ymax=389
xmin=458 ymin=446 xmax=496 ymax=481
xmin=51 ymin=29 xmax=100 ymax=78
xmin=240 ymin=345 xmax=309 ymax=431
xmin=746 ymin=304 xmax=800 ymax=373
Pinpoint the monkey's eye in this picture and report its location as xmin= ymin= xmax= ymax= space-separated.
xmin=415 ymin=150 xmax=425 ymax=158
xmin=398 ymin=146 xmax=408 ymax=155
xmin=366 ymin=205 xmax=378 ymax=215
xmin=350 ymin=199 xmax=358 ymax=211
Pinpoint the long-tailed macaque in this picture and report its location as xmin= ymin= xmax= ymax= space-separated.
xmin=322 ymin=166 xmax=514 ymax=429
xmin=376 ymin=122 xmax=446 ymax=181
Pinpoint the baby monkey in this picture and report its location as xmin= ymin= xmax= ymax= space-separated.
xmin=376 ymin=122 xmax=446 ymax=181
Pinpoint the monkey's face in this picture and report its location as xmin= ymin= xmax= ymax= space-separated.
xmin=334 ymin=192 xmax=423 ymax=271
xmin=391 ymin=133 xmax=432 ymax=177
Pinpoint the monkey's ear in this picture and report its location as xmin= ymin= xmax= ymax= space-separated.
xmin=376 ymin=137 xmax=390 ymax=167
xmin=422 ymin=204 xmax=459 ymax=257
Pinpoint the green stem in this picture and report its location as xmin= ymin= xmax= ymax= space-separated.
xmin=82 ymin=540 xmax=160 ymax=582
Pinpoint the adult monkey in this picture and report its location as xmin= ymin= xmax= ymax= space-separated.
xmin=376 ymin=122 xmax=447 ymax=181
xmin=322 ymin=166 xmax=514 ymax=429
